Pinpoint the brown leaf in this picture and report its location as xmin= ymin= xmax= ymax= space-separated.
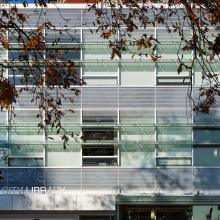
xmin=2 ymin=37 xmax=9 ymax=49
xmin=101 ymin=31 xmax=112 ymax=39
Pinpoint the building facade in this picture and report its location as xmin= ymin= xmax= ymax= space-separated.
xmin=0 ymin=1 xmax=220 ymax=220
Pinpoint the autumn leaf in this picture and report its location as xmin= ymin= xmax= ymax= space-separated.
xmin=2 ymin=37 xmax=9 ymax=49
xmin=111 ymin=48 xmax=121 ymax=59
xmin=177 ymin=63 xmax=183 ymax=74
xmin=101 ymin=31 xmax=112 ymax=39
xmin=0 ymin=80 xmax=17 ymax=110
xmin=151 ymin=54 xmax=161 ymax=62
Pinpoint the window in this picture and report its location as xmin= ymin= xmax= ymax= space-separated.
xmin=156 ymin=144 xmax=192 ymax=166
xmin=121 ymin=144 xmax=155 ymax=167
xmin=82 ymin=110 xmax=117 ymax=125
xmin=81 ymin=127 xmax=118 ymax=166
xmin=194 ymin=146 xmax=220 ymax=166
xmin=7 ymin=158 xmax=43 ymax=167
xmin=194 ymin=128 xmax=220 ymax=144
xmin=8 ymin=67 xmax=43 ymax=86
xmin=82 ymin=127 xmax=116 ymax=142
xmin=156 ymin=62 xmax=190 ymax=85
xmin=156 ymin=127 xmax=192 ymax=166
xmin=80 ymin=216 xmax=114 ymax=220
xmin=82 ymin=145 xmax=118 ymax=166
xmin=121 ymin=62 xmax=155 ymax=86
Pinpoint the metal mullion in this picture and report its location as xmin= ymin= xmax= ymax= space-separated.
xmin=155 ymin=26 xmax=158 ymax=189
xmin=80 ymin=27 xmax=83 ymax=190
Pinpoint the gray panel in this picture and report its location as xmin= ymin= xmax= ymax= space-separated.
xmin=119 ymin=168 xmax=155 ymax=191
xmin=119 ymin=87 xmax=155 ymax=109
xmin=156 ymin=168 xmax=193 ymax=191
xmin=45 ymin=168 xmax=81 ymax=189
xmin=45 ymin=9 xmax=82 ymax=27
xmin=156 ymin=87 xmax=191 ymax=124
xmin=7 ymin=168 xmax=44 ymax=188
xmin=82 ymin=168 xmax=118 ymax=190
xmin=17 ymin=8 xmax=45 ymax=27
xmin=82 ymin=87 xmax=118 ymax=109
xmin=193 ymin=88 xmax=220 ymax=125
xmin=194 ymin=168 xmax=220 ymax=190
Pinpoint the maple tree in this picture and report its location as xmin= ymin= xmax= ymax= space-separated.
xmin=0 ymin=0 xmax=219 ymax=148
xmin=88 ymin=0 xmax=220 ymax=113
xmin=0 ymin=1 xmax=84 ymax=148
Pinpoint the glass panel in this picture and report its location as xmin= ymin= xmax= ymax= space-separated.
xmin=194 ymin=62 xmax=220 ymax=86
xmin=9 ymin=76 xmax=37 ymax=86
xmin=47 ymin=127 xmax=81 ymax=142
xmin=121 ymin=62 xmax=155 ymax=85
xmin=9 ymin=127 xmax=44 ymax=144
xmin=46 ymin=48 xmax=80 ymax=60
xmin=121 ymin=144 xmax=155 ymax=167
xmin=157 ymin=44 xmax=179 ymax=55
xmin=121 ymin=46 xmax=152 ymax=60
xmin=46 ymin=144 xmax=81 ymax=167
xmin=82 ymin=145 xmax=117 ymax=156
xmin=46 ymin=29 xmax=80 ymax=43
xmin=157 ymin=44 xmax=191 ymax=59
xmin=120 ymin=110 xmax=155 ymax=125
xmin=194 ymin=128 xmax=220 ymax=144
xmin=11 ymin=110 xmax=42 ymax=126
xmin=157 ymin=127 xmax=191 ymax=143
xmin=120 ymin=127 xmax=154 ymax=142
xmin=157 ymin=144 xmax=192 ymax=157
xmin=0 ymin=148 xmax=8 ymax=167
xmin=83 ymin=44 xmax=111 ymax=60
xmin=80 ymin=216 xmax=112 ymax=220
xmin=83 ymin=30 xmax=113 ymax=42
xmin=157 ymin=110 xmax=191 ymax=125
xmin=9 ymin=144 xmax=44 ymax=157
xmin=119 ymin=205 xmax=192 ymax=220
xmin=82 ymin=110 xmax=117 ymax=125
xmin=194 ymin=147 xmax=220 ymax=166
xmin=84 ymin=77 xmax=118 ymax=85
xmin=8 ymin=49 xmax=43 ymax=61
xmin=83 ymin=63 xmax=118 ymax=76
xmin=45 ymin=66 xmax=80 ymax=86
xmin=8 ymin=158 xmax=43 ymax=167
xmin=157 ymin=62 xmax=189 ymax=74
xmin=62 ymin=111 xmax=81 ymax=126
xmin=0 ymin=48 xmax=7 ymax=60
xmin=9 ymin=28 xmax=35 ymax=43
xmin=157 ymin=76 xmax=190 ymax=85
xmin=82 ymin=158 xmax=117 ymax=166
xmin=193 ymin=205 xmax=220 ymax=220
xmin=157 ymin=158 xmax=192 ymax=166
xmin=0 ymin=127 xmax=7 ymax=146
xmin=157 ymin=30 xmax=183 ymax=42
xmin=82 ymin=127 xmax=117 ymax=142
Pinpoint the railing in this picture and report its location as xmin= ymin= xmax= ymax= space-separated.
xmin=0 ymin=167 xmax=220 ymax=195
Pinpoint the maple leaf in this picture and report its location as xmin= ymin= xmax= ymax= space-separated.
xmin=101 ymin=31 xmax=112 ymax=39
xmin=0 ymin=80 xmax=18 ymax=110
xmin=2 ymin=37 xmax=9 ymax=49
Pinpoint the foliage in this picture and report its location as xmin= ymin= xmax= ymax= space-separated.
xmin=0 ymin=0 xmax=219 ymax=148
xmin=0 ymin=1 xmax=84 ymax=148
xmin=88 ymin=0 xmax=220 ymax=113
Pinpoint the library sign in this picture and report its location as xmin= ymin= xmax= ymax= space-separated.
xmin=0 ymin=187 xmax=66 ymax=195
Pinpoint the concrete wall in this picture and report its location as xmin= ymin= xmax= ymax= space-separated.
xmin=0 ymin=193 xmax=116 ymax=211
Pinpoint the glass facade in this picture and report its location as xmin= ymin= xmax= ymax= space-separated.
xmin=0 ymin=5 xmax=220 ymax=220
xmin=0 ymin=26 xmax=200 ymax=168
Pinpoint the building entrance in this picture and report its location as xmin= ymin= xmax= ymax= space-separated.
xmin=119 ymin=205 xmax=192 ymax=220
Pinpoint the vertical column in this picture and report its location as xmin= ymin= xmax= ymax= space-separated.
xmin=80 ymin=27 xmax=83 ymax=190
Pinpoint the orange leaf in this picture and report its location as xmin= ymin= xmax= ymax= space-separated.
xmin=2 ymin=37 xmax=9 ymax=49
